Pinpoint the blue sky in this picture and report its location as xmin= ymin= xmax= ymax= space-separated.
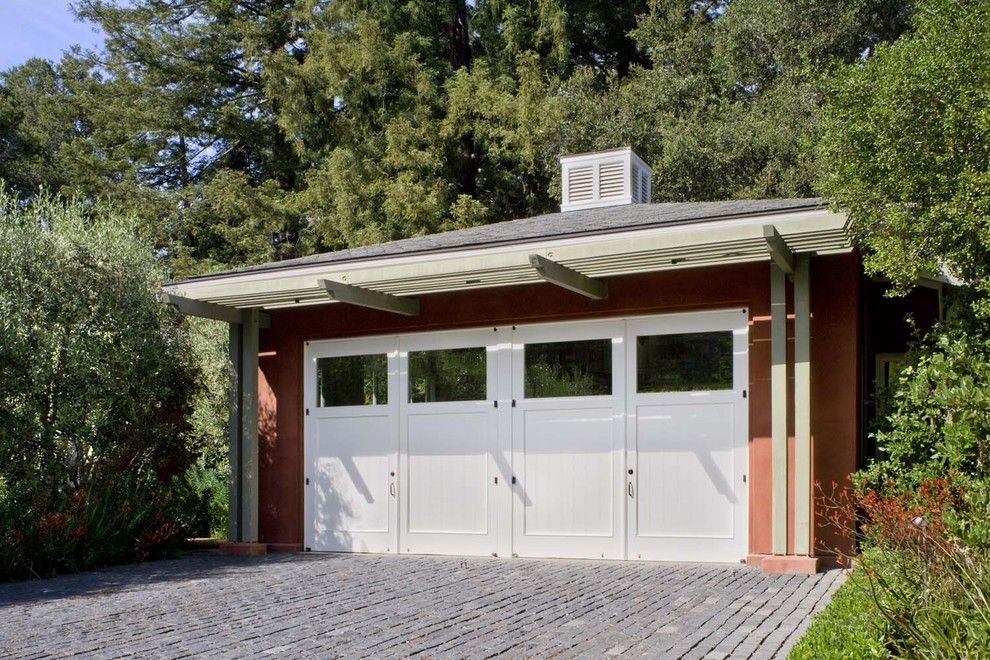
xmin=1 ymin=1 xmax=105 ymax=71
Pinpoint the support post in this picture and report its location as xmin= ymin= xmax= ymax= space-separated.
xmin=793 ymin=256 xmax=811 ymax=555
xmin=770 ymin=263 xmax=788 ymax=556
xmin=228 ymin=323 xmax=243 ymax=542
xmin=240 ymin=308 xmax=260 ymax=543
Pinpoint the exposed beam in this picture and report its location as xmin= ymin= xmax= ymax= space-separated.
xmin=528 ymin=254 xmax=608 ymax=300
xmin=160 ymin=292 xmax=270 ymax=328
xmin=318 ymin=279 xmax=420 ymax=316
xmin=763 ymin=225 xmax=795 ymax=275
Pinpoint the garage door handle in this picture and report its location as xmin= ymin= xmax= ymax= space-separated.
xmin=628 ymin=482 xmax=634 ymax=498
xmin=390 ymin=483 xmax=396 ymax=497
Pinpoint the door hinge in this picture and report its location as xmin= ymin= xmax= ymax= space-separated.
xmin=511 ymin=476 xmax=517 ymax=485
xmin=511 ymin=399 xmax=517 ymax=407
xmin=305 ymin=477 xmax=310 ymax=485
xmin=494 ymin=400 xmax=498 ymax=408
xmin=494 ymin=476 xmax=498 ymax=485
xmin=742 ymin=390 xmax=747 ymax=399
xmin=743 ymin=474 xmax=747 ymax=483
xmin=306 ymin=407 xmax=310 ymax=415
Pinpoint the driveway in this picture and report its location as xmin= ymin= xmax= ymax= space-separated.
xmin=0 ymin=552 xmax=842 ymax=659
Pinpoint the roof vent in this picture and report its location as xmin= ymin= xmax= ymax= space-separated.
xmin=560 ymin=147 xmax=652 ymax=212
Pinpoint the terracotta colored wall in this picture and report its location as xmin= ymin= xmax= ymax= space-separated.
xmin=810 ymin=254 xmax=861 ymax=557
xmin=257 ymin=255 xmax=862 ymax=556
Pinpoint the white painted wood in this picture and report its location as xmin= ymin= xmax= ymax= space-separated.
xmin=303 ymin=309 xmax=750 ymax=563
xmin=509 ymin=319 xmax=626 ymax=559
xmin=625 ymin=310 xmax=749 ymax=562
xmin=304 ymin=337 xmax=399 ymax=553
xmin=559 ymin=148 xmax=652 ymax=211
xmin=398 ymin=329 xmax=500 ymax=556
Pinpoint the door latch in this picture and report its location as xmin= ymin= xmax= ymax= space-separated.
xmin=628 ymin=482 xmax=634 ymax=498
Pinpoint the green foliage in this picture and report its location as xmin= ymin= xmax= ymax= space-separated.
xmin=0 ymin=190 xmax=209 ymax=579
xmin=858 ymin=324 xmax=990 ymax=493
xmin=817 ymin=0 xmax=990 ymax=317
xmin=789 ymin=562 xmax=888 ymax=659
xmin=3 ymin=1 xmax=914 ymax=278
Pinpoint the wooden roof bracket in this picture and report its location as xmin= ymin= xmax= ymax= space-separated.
xmin=529 ymin=254 xmax=608 ymax=300
xmin=159 ymin=292 xmax=270 ymax=328
xmin=763 ymin=224 xmax=795 ymax=276
xmin=318 ymin=279 xmax=420 ymax=316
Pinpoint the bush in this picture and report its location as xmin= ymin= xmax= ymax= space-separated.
xmin=859 ymin=323 xmax=990 ymax=494
xmin=815 ymin=476 xmax=990 ymax=657
xmin=0 ymin=190 xmax=208 ymax=579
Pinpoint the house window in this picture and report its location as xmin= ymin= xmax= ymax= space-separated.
xmin=636 ymin=332 xmax=734 ymax=393
xmin=316 ymin=354 xmax=388 ymax=406
xmin=409 ymin=347 xmax=487 ymax=403
xmin=874 ymin=353 xmax=907 ymax=418
xmin=524 ymin=339 xmax=612 ymax=398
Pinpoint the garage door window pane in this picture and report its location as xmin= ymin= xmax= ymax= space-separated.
xmin=637 ymin=332 xmax=733 ymax=392
xmin=409 ymin=347 xmax=487 ymax=402
xmin=525 ymin=339 xmax=612 ymax=398
xmin=317 ymin=354 xmax=388 ymax=406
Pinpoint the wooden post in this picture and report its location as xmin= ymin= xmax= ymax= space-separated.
xmin=771 ymin=263 xmax=788 ymax=555
xmin=793 ymin=256 xmax=811 ymax=555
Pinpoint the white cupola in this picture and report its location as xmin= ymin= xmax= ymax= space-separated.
xmin=559 ymin=147 xmax=652 ymax=212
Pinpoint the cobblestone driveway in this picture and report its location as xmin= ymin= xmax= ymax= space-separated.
xmin=0 ymin=552 xmax=842 ymax=659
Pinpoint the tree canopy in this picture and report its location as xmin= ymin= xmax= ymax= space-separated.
xmin=817 ymin=0 xmax=990 ymax=317
xmin=1 ymin=0 xmax=912 ymax=278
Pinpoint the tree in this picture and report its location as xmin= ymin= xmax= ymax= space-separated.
xmin=0 ymin=190 xmax=205 ymax=579
xmin=817 ymin=0 xmax=990 ymax=316
xmin=556 ymin=0 xmax=910 ymax=202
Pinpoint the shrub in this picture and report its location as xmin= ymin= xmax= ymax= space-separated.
xmin=817 ymin=477 xmax=990 ymax=657
xmin=859 ymin=324 xmax=990 ymax=494
xmin=0 ymin=190 xmax=206 ymax=579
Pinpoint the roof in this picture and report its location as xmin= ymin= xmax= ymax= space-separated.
xmin=181 ymin=198 xmax=823 ymax=283
xmin=165 ymin=198 xmax=850 ymax=313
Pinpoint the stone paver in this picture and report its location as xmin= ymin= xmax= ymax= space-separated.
xmin=0 ymin=552 xmax=844 ymax=659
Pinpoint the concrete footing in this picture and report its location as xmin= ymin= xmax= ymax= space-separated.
xmin=219 ymin=542 xmax=268 ymax=557
xmin=746 ymin=554 xmax=822 ymax=574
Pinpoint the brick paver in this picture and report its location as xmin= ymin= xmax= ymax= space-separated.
xmin=0 ymin=552 xmax=844 ymax=659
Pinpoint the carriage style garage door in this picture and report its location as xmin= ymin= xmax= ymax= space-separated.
xmin=304 ymin=309 xmax=748 ymax=562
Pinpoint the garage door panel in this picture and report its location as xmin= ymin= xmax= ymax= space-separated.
xmin=407 ymin=412 xmax=490 ymax=535
xmin=521 ymin=408 xmax=614 ymax=537
xmin=312 ymin=415 xmax=392 ymax=546
xmin=635 ymin=402 xmax=735 ymax=539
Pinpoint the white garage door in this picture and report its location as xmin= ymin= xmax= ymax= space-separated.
xmin=304 ymin=309 xmax=748 ymax=562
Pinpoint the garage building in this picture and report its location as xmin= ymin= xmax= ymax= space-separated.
xmin=162 ymin=148 xmax=941 ymax=573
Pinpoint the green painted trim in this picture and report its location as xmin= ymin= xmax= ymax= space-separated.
xmin=240 ymin=310 xmax=260 ymax=543
xmin=319 ymin=279 xmax=420 ymax=316
xmin=794 ymin=256 xmax=811 ymax=555
xmin=763 ymin=225 xmax=795 ymax=275
xmin=529 ymin=254 xmax=608 ymax=299
xmin=771 ymin=263 xmax=788 ymax=555
xmin=228 ymin=323 xmax=242 ymax=542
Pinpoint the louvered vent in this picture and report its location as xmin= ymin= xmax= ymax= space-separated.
xmin=567 ymin=165 xmax=594 ymax=203
xmin=560 ymin=147 xmax=652 ymax=212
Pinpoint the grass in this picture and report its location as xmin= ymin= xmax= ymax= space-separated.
xmin=789 ymin=565 xmax=888 ymax=659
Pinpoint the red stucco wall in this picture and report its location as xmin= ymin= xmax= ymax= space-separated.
xmin=257 ymin=254 xmax=862 ymax=557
